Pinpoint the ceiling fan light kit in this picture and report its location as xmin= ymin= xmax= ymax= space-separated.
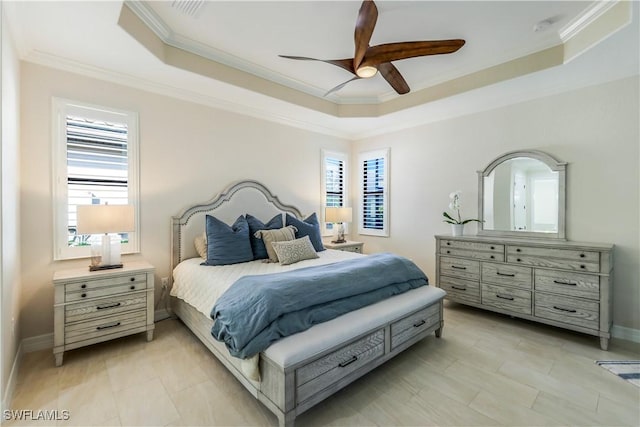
xmin=280 ymin=0 xmax=465 ymax=96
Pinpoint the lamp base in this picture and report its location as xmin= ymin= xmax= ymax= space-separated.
xmin=89 ymin=263 xmax=123 ymax=272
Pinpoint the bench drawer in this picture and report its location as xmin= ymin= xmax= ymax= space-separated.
xmin=390 ymin=304 xmax=440 ymax=350
xmin=296 ymin=329 xmax=384 ymax=404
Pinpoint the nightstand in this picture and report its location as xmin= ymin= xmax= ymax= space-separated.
xmin=323 ymin=240 xmax=364 ymax=253
xmin=53 ymin=260 xmax=155 ymax=366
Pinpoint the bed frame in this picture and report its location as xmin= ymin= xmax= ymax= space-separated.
xmin=170 ymin=180 xmax=445 ymax=426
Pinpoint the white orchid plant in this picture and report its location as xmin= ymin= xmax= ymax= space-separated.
xmin=442 ymin=191 xmax=482 ymax=225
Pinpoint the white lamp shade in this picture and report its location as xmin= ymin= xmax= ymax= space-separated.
xmin=77 ymin=204 xmax=135 ymax=234
xmin=325 ymin=207 xmax=352 ymax=223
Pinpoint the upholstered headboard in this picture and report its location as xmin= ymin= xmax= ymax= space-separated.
xmin=170 ymin=180 xmax=304 ymax=279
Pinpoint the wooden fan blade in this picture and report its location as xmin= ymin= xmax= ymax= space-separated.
xmin=353 ymin=0 xmax=378 ymax=71
xmin=279 ymin=55 xmax=355 ymax=74
xmin=378 ymin=62 xmax=410 ymax=95
xmin=325 ymin=77 xmax=360 ymax=96
xmin=363 ymin=39 xmax=466 ymax=65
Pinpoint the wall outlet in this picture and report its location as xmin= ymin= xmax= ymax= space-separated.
xmin=160 ymin=277 xmax=169 ymax=289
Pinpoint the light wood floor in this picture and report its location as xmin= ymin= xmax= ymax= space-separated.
xmin=8 ymin=301 xmax=640 ymax=426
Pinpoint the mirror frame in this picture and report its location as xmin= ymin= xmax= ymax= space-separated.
xmin=477 ymin=150 xmax=567 ymax=240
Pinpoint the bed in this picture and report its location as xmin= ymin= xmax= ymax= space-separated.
xmin=170 ymin=180 xmax=446 ymax=426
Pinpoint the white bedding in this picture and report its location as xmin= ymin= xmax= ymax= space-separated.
xmin=171 ymin=249 xmax=363 ymax=318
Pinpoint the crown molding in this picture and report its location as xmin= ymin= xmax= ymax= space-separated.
xmin=560 ymin=0 xmax=620 ymax=42
xmin=22 ymin=50 xmax=354 ymax=140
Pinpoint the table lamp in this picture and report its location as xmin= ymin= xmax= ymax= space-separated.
xmin=325 ymin=207 xmax=352 ymax=244
xmin=76 ymin=204 xmax=135 ymax=271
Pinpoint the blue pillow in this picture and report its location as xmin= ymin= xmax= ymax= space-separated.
xmin=285 ymin=213 xmax=325 ymax=252
xmin=246 ymin=213 xmax=283 ymax=260
xmin=202 ymin=215 xmax=253 ymax=266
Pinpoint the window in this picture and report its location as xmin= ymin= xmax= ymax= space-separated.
xmin=321 ymin=150 xmax=348 ymax=235
xmin=359 ymin=148 xmax=389 ymax=236
xmin=52 ymin=98 xmax=139 ymax=260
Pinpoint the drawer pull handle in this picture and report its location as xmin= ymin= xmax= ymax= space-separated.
xmin=130 ymin=285 xmax=136 ymax=290
xmin=516 ymin=248 xmax=521 ymax=252
xmin=490 ymin=246 xmax=495 ymax=250
xmin=553 ymin=280 xmax=577 ymax=286
xmin=496 ymin=272 xmax=515 ymax=277
xmin=130 ymin=277 xmax=135 ymax=282
xmin=451 ymin=286 xmax=467 ymax=291
xmin=97 ymin=302 xmax=122 ymax=310
xmin=579 ymin=253 xmax=585 ymax=258
xmin=446 ymin=250 xmax=451 ymax=254
xmin=516 ymin=258 xmax=522 ymax=262
xmin=81 ymin=284 xmax=87 ymax=289
xmin=96 ymin=322 xmax=121 ymax=331
xmin=580 ymin=265 xmax=586 ymax=269
xmin=496 ymin=294 xmax=514 ymax=301
xmin=81 ymin=293 xmax=87 ymax=298
xmin=451 ymin=265 xmax=467 ymax=270
xmin=553 ymin=306 xmax=577 ymax=313
xmin=338 ymin=355 xmax=358 ymax=368
xmin=490 ymin=255 xmax=495 ymax=259
xmin=413 ymin=320 xmax=426 ymax=328
xmin=446 ymin=242 xmax=451 ymax=246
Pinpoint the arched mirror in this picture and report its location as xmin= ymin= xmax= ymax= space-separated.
xmin=478 ymin=150 xmax=567 ymax=239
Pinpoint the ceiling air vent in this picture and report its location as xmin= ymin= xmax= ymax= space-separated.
xmin=171 ymin=0 xmax=205 ymax=18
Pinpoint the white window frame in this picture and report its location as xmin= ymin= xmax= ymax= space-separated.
xmin=358 ymin=148 xmax=390 ymax=237
xmin=320 ymin=150 xmax=349 ymax=236
xmin=52 ymin=98 xmax=140 ymax=260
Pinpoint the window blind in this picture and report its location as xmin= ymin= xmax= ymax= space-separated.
xmin=325 ymin=157 xmax=344 ymax=208
xmin=362 ymin=157 xmax=385 ymax=230
xmin=66 ymin=116 xmax=129 ymax=246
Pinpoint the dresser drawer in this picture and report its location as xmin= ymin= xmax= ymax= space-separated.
xmin=390 ymin=304 xmax=440 ymax=350
xmin=440 ymin=240 xmax=504 ymax=261
xmin=482 ymin=262 xmax=532 ymax=290
xmin=534 ymin=270 xmax=599 ymax=300
xmin=481 ymin=283 xmax=532 ymax=315
xmin=64 ymin=310 xmax=147 ymax=345
xmin=440 ymin=256 xmax=480 ymax=281
xmin=439 ymin=276 xmax=480 ymax=304
xmin=507 ymin=246 xmax=600 ymax=273
xmin=64 ymin=273 xmax=147 ymax=293
xmin=65 ymin=294 xmax=147 ymax=324
xmin=534 ymin=293 xmax=599 ymax=330
xmin=296 ymin=329 xmax=384 ymax=404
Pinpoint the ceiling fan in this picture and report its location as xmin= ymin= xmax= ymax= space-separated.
xmin=280 ymin=0 xmax=465 ymax=96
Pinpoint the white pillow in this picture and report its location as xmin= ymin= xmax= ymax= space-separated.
xmin=270 ymin=235 xmax=319 ymax=266
xmin=194 ymin=232 xmax=207 ymax=259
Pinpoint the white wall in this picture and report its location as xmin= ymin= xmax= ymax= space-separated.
xmin=19 ymin=62 xmax=350 ymax=338
xmin=351 ymin=76 xmax=639 ymax=332
xmin=1 ymin=4 xmax=22 ymax=410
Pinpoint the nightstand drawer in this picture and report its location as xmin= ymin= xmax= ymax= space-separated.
xmin=64 ymin=273 xmax=147 ymax=293
xmin=341 ymin=246 xmax=362 ymax=253
xmin=65 ymin=294 xmax=147 ymax=324
xmin=65 ymin=310 xmax=147 ymax=345
xmin=65 ymin=283 xmax=146 ymax=303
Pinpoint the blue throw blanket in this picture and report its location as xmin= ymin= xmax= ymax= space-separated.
xmin=210 ymin=253 xmax=428 ymax=359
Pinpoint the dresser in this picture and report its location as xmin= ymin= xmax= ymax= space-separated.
xmin=323 ymin=240 xmax=364 ymax=253
xmin=435 ymin=235 xmax=613 ymax=350
xmin=53 ymin=261 xmax=155 ymax=366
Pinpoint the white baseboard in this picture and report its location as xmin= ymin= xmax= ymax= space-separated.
xmin=611 ymin=324 xmax=640 ymax=343
xmin=154 ymin=308 xmax=172 ymax=322
xmin=22 ymin=333 xmax=54 ymax=353
xmin=1 ymin=341 xmax=22 ymax=412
